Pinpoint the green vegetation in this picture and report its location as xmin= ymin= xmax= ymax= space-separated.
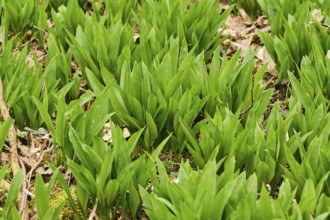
xmin=0 ymin=0 xmax=329 ymax=219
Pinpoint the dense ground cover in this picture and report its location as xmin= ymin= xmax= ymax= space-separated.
xmin=0 ymin=0 xmax=329 ymax=219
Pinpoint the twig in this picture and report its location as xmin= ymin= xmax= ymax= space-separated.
xmin=0 ymin=79 xmax=27 ymax=217
xmin=88 ymin=198 xmax=98 ymax=220
xmin=18 ymin=157 xmax=35 ymax=169
xmin=27 ymin=146 xmax=53 ymax=182
xmin=18 ymin=157 xmax=29 ymax=219
xmin=17 ymin=144 xmax=31 ymax=158
xmin=0 ymin=78 xmax=20 ymax=175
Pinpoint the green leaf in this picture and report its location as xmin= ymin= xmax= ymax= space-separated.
xmin=55 ymin=93 xmax=66 ymax=147
xmin=41 ymin=204 xmax=64 ymax=220
xmin=68 ymin=126 xmax=95 ymax=172
xmin=300 ymin=179 xmax=317 ymax=215
xmin=258 ymin=185 xmax=273 ymax=219
xmin=126 ymin=128 xmax=144 ymax=154
xmin=149 ymin=134 xmax=172 ymax=162
xmin=144 ymin=111 xmax=158 ymax=148
xmin=10 ymin=206 xmax=21 ymax=220
xmin=3 ymin=170 xmax=23 ymax=218
xmin=196 ymin=161 xmax=217 ymax=217
xmin=7 ymin=82 xmax=24 ymax=108
xmin=104 ymin=179 xmax=120 ymax=207
xmin=86 ymin=68 xmax=104 ymax=95
xmin=35 ymin=174 xmax=50 ymax=219
xmin=98 ymin=150 xmax=114 ymax=191
xmin=0 ymin=119 xmax=13 ymax=153
xmin=76 ymin=181 xmax=89 ymax=215
xmin=0 ymin=164 xmax=9 ymax=182
xmin=48 ymin=164 xmax=79 ymax=215
xmin=67 ymin=159 xmax=97 ymax=198
xmin=314 ymin=213 xmax=330 ymax=220
xmin=289 ymin=72 xmax=313 ymax=110
xmin=128 ymin=182 xmax=141 ymax=217
xmin=47 ymin=167 xmax=60 ymax=196
xmin=33 ymin=97 xmax=56 ymax=139
xmin=180 ymin=119 xmax=201 ymax=155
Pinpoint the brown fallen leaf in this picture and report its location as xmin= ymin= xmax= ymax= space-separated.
xmin=311 ymin=9 xmax=324 ymax=24
xmin=238 ymin=8 xmax=252 ymax=25
xmin=221 ymin=9 xmax=259 ymax=57
xmin=35 ymin=166 xmax=53 ymax=176
xmin=103 ymin=122 xmax=131 ymax=142
xmin=256 ymin=46 xmax=277 ymax=77
xmin=219 ymin=0 xmax=231 ymax=10
xmin=231 ymin=36 xmax=253 ymax=57
xmin=255 ymin=15 xmax=269 ymax=28
xmin=1 ymin=151 xmax=10 ymax=163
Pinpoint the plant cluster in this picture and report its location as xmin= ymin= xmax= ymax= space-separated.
xmin=230 ymin=0 xmax=330 ymax=81
xmin=0 ymin=0 xmax=329 ymax=219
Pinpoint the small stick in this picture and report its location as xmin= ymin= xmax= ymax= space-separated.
xmin=26 ymin=146 xmax=53 ymax=182
xmin=0 ymin=78 xmax=20 ymax=175
xmin=0 ymin=78 xmax=26 ymax=216
xmin=88 ymin=198 xmax=98 ymax=220
xmin=18 ymin=157 xmax=29 ymax=219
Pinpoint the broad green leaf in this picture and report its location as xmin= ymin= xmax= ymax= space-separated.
xmin=98 ymin=150 xmax=114 ymax=191
xmin=0 ymin=164 xmax=9 ymax=182
xmin=3 ymin=170 xmax=23 ymax=218
xmin=68 ymin=158 xmax=97 ymax=198
xmin=104 ymin=179 xmax=120 ymax=207
xmin=48 ymin=164 xmax=79 ymax=215
xmin=33 ymin=97 xmax=56 ymax=139
xmin=68 ymin=126 xmax=95 ymax=173
xmin=86 ymin=68 xmax=104 ymax=95
xmin=300 ymin=179 xmax=317 ymax=215
xmin=41 ymin=204 xmax=64 ymax=220
xmin=0 ymin=119 xmax=13 ymax=153
xmin=35 ymin=174 xmax=50 ymax=219
xmin=144 ymin=111 xmax=158 ymax=148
